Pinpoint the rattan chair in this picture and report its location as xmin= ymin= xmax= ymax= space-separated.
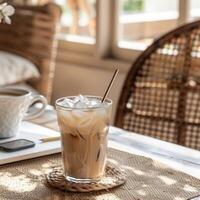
xmin=0 ymin=3 xmax=61 ymax=102
xmin=115 ymin=20 xmax=200 ymax=150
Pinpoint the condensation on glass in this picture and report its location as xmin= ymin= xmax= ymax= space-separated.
xmin=118 ymin=0 xmax=179 ymax=50
xmin=55 ymin=0 xmax=96 ymax=43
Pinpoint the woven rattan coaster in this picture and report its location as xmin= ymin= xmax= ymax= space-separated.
xmin=46 ymin=165 xmax=126 ymax=192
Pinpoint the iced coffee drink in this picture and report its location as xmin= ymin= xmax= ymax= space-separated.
xmin=56 ymin=95 xmax=112 ymax=183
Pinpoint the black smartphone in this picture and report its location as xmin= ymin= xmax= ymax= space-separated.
xmin=0 ymin=139 xmax=36 ymax=152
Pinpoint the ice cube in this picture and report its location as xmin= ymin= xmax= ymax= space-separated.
xmin=61 ymin=98 xmax=74 ymax=108
xmin=79 ymin=94 xmax=85 ymax=102
xmin=96 ymin=109 xmax=107 ymax=119
xmin=87 ymin=99 xmax=101 ymax=108
xmin=61 ymin=95 xmax=103 ymax=109
xmin=77 ymin=115 xmax=95 ymax=135
xmin=71 ymin=110 xmax=89 ymax=120
xmin=72 ymin=95 xmax=89 ymax=108
xmin=73 ymin=96 xmax=80 ymax=104
xmin=74 ymin=101 xmax=87 ymax=108
xmin=92 ymin=118 xmax=107 ymax=134
xmin=57 ymin=109 xmax=75 ymax=132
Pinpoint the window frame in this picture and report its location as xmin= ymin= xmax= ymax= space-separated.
xmin=111 ymin=0 xmax=192 ymax=61
xmin=57 ymin=0 xmax=194 ymax=63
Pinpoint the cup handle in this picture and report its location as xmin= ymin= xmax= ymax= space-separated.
xmin=24 ymin=95 xmax=47 ymax=120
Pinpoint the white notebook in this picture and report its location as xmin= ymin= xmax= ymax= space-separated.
xmin=0 ymin=121 xmax=61 ymax=165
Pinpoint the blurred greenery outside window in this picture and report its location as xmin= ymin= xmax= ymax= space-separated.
xmin=123 ymin=0 xmax=144 ymax=13
xmin=59 ymin=0 xmax=144 ymax=16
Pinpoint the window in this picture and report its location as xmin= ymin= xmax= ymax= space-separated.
xmin=118 ymin=0 xmax=179 ymax=50
xmin=55 ymin=0 xmax=96 ymax=44
xmin=56 ymin=0 xmax=200 ymax=61
xmin=190 ymin=0 xmax=200 ymax=19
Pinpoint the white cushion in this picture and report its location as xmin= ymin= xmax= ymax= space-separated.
xmin=0 ymin=51 xmax=40 ymax=85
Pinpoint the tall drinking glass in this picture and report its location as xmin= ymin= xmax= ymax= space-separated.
xmin=56 ymin=96 xmax=112 ymax=183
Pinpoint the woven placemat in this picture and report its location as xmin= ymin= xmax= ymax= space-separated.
xmin=46 ymin=165 xmax=125 ymax=192
xmin=0 ymin=148 xmax=200 ymax=200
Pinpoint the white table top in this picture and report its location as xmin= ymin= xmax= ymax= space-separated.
xmin=108 ymin=126 xmax=200 ymax=179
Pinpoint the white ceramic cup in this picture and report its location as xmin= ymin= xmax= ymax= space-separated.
xmin=0 ymin=88 xmax=47 ymax=138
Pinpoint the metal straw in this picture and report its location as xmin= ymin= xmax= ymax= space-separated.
xmin=101 ymin=69 xmax=119 ymax=103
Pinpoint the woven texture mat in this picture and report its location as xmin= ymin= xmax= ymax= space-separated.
xmin=0 ymin=148 xmax=200 ymax=200
xmin=46 ymin=165 xmax=125 ymax=192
